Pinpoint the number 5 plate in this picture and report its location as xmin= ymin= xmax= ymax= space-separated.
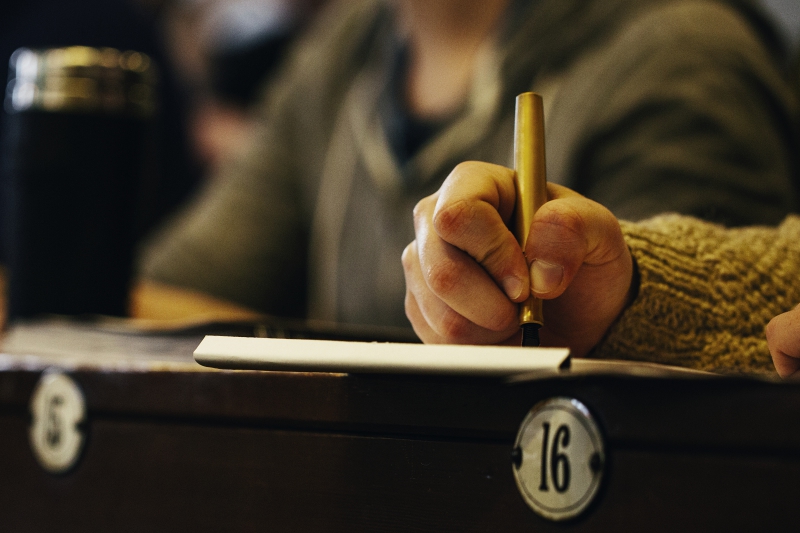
xmin=512 ymin=397 xmax=605 ymax=521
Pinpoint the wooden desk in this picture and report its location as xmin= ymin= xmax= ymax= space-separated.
xmin=1 ymin=331 xmax=799 ymax=532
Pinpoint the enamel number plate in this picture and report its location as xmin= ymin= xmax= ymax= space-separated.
xmin=512 ymin=397 xmax=605 ymax=521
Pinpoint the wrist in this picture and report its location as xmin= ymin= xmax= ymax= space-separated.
xmin=625 ymin=248 xmax=640 ymax=310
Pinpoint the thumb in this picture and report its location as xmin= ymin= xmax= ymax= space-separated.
xmin=526 ymin=190 xmax=628 ymax=299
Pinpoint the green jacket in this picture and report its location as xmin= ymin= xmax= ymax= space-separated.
xmin=141 ymin=0 xmax=798 ymax=328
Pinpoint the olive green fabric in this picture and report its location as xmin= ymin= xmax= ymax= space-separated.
xmin=597 ymin=215 xmax=800 ymax=375
xmin=140 ymin=0 xmax=798 ymax=328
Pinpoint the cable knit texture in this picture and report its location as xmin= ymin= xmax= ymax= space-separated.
xmin=594 ymin=215 xmax=800 ymax=375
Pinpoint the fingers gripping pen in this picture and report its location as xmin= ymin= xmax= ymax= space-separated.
xmin=513 ymin=92 xmax=547 ymax=347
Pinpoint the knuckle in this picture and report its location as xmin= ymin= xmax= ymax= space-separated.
xmin=450 ymin=161 xmax=478 ymax=178
xmin=425 ymin=259 xmax=462 ymax=296
xmin=412 ymin=200 xmax=425 ymax=222
xmin=433 ymin=200 xmax=472 ymax=241
xmin=538 ymin=202 xmax=586 ymax=239
xmin=401 ymin=242 xmax=415 ymax=272
xmin=438 ymin=307 xmax=472 ymax=342
xmin=531 ymin=204 xmax=589 ymax=259
xmin=472 ymin=232 xmax=509 ymax=268
xmin=412 ymin=195 xmax=436 ymax=228
xmin=448 ymin=160 xmax=490 ymax=184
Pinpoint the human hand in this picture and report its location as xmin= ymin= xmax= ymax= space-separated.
xmin=402 ymin=161 xmax=635 ymax=357
xmin=766 ymin=304 xmax=800 ymax=378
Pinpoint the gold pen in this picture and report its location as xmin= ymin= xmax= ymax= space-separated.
xmin=513 ymin=92 xmax=547 ymax=347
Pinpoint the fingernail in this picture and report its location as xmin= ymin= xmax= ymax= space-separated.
xmin=502 ymin=276 xmax=525 ymax=300
xmin=530 ymin=260 xmax=563 ymax=294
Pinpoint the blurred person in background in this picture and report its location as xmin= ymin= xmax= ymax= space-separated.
xmin=132 ymin=0 xmax=800 ymax=331
xmin=400 ymin=8 xmax=800 ymax=374
xmin=160 ymin=0 xmax=329 ymax=168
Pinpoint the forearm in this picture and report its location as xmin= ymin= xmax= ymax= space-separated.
xmin=594 ymin=215 xmax=800 ymax=374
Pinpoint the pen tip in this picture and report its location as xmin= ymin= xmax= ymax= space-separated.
xmin=521 ymin=324 xmax=540 ymax=347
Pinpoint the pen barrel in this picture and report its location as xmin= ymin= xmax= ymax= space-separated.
xmin=513 ymin=92 xmax=547 ymax=326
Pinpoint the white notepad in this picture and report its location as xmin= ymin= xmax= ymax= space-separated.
xmin=193 ymin=335 xmax=570 ymax=377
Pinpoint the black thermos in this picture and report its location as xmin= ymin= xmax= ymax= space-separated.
xmin=3 ymin=46 xmax=155 ymax=321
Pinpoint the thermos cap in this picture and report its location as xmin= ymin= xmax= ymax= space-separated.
xmin=6 ymin=46 xmax=156 ymax=118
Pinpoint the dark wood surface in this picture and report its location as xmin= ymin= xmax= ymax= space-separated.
xmin=2 ymin=349 xmax=800 ymax=532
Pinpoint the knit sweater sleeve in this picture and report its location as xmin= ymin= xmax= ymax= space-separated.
xmin=593 ymin=215 xmax=800 ymax=375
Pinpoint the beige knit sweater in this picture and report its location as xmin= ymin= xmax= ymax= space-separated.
xmin=594 ymin=215 xmax=800 ymax=375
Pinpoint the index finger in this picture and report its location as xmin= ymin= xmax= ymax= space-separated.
xmin=432 ymin=162 xmax=529 ymax=301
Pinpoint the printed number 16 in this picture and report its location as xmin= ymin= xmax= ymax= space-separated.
xmin=538 ymin=422 xmax=571 ymax=493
